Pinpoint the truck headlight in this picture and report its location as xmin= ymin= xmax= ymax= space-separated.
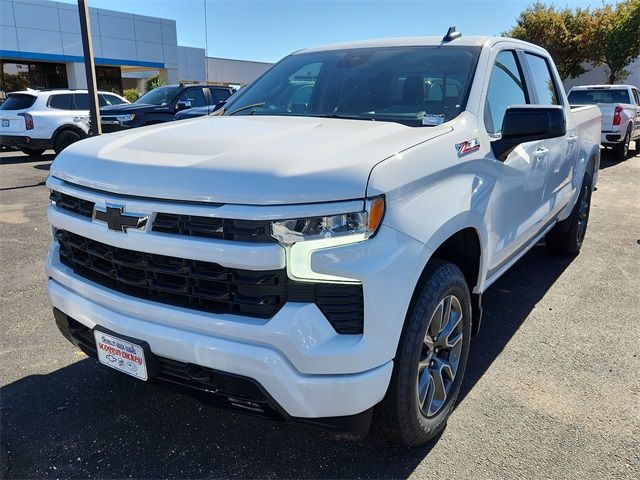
xmin=271 ymin=197 xmax=385 ymax=244
xmin=116 ymin=114 xmax=135 ymax=122
xmin=273 ymin=197 xmax=385 ymax=283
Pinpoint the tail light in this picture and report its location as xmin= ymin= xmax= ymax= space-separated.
xmin=613 ymin=105 xmax=623 ymax=126
xmin=18 ymin=112 xmax=34 ymax=130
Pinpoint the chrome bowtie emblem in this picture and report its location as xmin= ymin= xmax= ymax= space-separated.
xmin=93 ymin=204 xmax=148 ymax=232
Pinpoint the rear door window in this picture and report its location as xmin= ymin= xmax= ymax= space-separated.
xmin=524 ymin=53 xmax=560 ymax=105
xmin=0 ymin=94 xmax=37 ymax=110
xmin=209 ymin=88 xmax=232 ymax=104
xmin=103 ymin=94 xmax=126 ymax=106
xmin=632 ymin=89 xmax=640 ymax=105
xmin=48 ymin=94 xmax=74 ymax=110
xmin=73 ymin=94 xmax=90 ymax=110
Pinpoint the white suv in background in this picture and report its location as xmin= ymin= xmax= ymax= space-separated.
xmin=0 ymin=89 xmax=128 ymax=156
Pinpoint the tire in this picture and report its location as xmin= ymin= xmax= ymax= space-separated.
xmin=545 ymin=172 xmax=593 ymax=255
xmin=53 ymin=129 xmax=82 ymax=155
xmin=612 ymin=127 xmax=631 ymax=161
xmin=19 ymin=147 xmax=45 ymax=157
xmin=375 ymin=259 xmax=472 ymax=447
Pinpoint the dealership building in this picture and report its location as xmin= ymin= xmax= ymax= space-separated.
xmin=0 ymin=0 xmax=272 ymax=94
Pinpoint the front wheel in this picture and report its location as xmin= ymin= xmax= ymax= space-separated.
xmin=375 ymin=259 xmax=472 ymax=446
xmin=546 ymin=172 xmax=593 ymax=255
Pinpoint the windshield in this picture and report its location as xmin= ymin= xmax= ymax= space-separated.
xmin=223 ymin=46 xmax=481 ymax=126
xmin=135 ymin=86 xmax=180 ymax=106
xmin=568 ymin=89 xmax=632 ymax=105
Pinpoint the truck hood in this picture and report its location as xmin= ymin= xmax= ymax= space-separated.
xmin=51 ymin=115 xmax=451 ymax=205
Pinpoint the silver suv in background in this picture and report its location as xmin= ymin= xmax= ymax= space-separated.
xmin=0 ymin=89 xmax=128 ymax=156
xmin=568 ymin=85 xmax=640 ymax=160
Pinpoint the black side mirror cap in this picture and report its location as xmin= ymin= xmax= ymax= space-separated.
xmin=491 ymin=105 xmax=566 ymax=161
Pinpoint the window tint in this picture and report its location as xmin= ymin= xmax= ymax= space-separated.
xmin=209 ymin=88 xmax=232 ymax=104
xmin=567 ymin=89 xmax=632 ymax=105
xmin=48 ymin=94 xmax=74 ymax=110
xmin=633 ymin=89 xmax=640 ymax=105
xmin=178 ymin=88 xmax=206 ymax=108
xmin=484 ymin=50 xmax=527 ymax=134
xmin=73 ymin=93 xmax=90 ymax=110
xmin=0 ymin=93 xmax=37 ymax=110
xmin=104 ymin=94 xmax=126 ymax=106
xmin=525 ymin=53 xmax=559 ymax=105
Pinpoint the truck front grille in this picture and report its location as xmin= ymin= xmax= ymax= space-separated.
xmin=54 ymin=229 xmax=364 ymax=333
xmin=153 ymin=213 xmax=273 ymax=243
xmin=50 ymin=190 xmax=94 ymax=218
xmin=56 ymin=229 xmax=286 ymax=318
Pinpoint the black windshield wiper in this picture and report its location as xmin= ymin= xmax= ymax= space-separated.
xmin=314 ymin=114 xmax=375 ymax=121
xmin=227 ymin=102 xmax=266 ymax=116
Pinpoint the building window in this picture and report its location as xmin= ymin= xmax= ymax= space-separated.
xmin=1 ymin=61 xmax=69 ymax=92
xmin=96 ymin=66 xmax=123 ymax=94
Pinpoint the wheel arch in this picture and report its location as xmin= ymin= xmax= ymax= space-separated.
xmin=52 ymin=124 xmax=87 ymax=142
xmin=412 ymin=219 xmax=487 ymax=336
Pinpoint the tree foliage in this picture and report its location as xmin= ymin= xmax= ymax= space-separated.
xmin=123 ymin=88 xmax=140 ymax=103
xmin=504 ymin=0 xmax=640 ymax=83
xmin=145 ymin=74 xmax=167 ymax=92
xmin=587 ymin=0 xmax=640 ymax=83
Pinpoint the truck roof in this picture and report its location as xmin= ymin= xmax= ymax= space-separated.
xmin=295 ymin=36 xmax=537 ymax=54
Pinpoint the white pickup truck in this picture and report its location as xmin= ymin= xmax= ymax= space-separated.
xmin=46 ymin=33 xmax=601 ymax=446
xmin=568 ymin=84 xmax=640 ymax=160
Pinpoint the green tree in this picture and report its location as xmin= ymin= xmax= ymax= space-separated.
xmin=145 ymin=74 xmax=166 ymax=92
xmin=587 ymin=0 xmax=640 ymax=83
xmin=504 ymin=2 xmax=591 ymax=79
xmin=123 ymin=88 xmax=140 ymax=103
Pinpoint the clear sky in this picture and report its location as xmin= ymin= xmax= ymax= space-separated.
xmin=58 ymin=0 xmax=617 ymax=63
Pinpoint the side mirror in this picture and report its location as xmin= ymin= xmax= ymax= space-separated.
xmin=491 ymin=105 xmax=566 ymax=161
xmin=175 ymin=100 xmax=191 ymax=111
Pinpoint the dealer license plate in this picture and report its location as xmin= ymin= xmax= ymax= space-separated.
xmin=94 ymin=330 xmax=148 ymax=380
xmin=2 ymin=119 xmax=9 ymax=127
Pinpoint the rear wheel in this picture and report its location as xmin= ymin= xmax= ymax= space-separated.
xmin=53 ymin=129 xmax=82 ymax=155
xmin=612 ymin=127 xmax=631 ymax=161
xmin=375 ymin=259 xmax=471 ymax=446
xmin=20 ymin=147 xmax=45 ymax=157
xmin=546 ymin=172 xmax=593 ymax=255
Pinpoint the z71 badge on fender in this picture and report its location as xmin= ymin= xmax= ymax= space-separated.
xmin=455 ymin=138 xmax=481 ymax=157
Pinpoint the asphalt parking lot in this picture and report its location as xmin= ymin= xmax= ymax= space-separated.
xmin=1 ymin=146 xmax=639 ymax=479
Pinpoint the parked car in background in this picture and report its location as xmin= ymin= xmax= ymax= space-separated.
xmin=568 ymin=85 xmax=640 ymax=160
xmin=174 ymin=87 xmax=236 ymax=121
xmin=0 ymin=89 xmax=128 ymax=155
xmin=47 ymin=34 xmax=600 ymax=446
xmin=101 ymin=85 xmax=234 ymax=131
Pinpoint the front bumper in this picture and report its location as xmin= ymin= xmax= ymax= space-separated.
xmin=45 ymin=179 xmax=430 ymax=421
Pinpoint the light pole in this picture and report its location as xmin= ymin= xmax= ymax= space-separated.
xmin=77 ymin=0 xmax=101 ymax=135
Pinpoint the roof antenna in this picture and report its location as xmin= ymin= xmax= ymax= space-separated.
xmin=442 ymin=25 xmax=462 ymax=42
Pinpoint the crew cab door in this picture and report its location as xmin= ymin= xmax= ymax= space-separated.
xmin=521 ymin=52 xmax=573 ymax=222
xmin=481 ymin=49 xmax=548 ymax=274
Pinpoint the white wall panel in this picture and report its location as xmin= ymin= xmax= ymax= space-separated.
xmin=100 ymin=36 xmax=136 ymax=61
xmin=13 ymin=0 xmax=58 ymax=31
xmin=98 ymin=11 xmax=134 ymax=40
xmin=136 ymin=41 xmax=164 ymax=64
xmin=134 ymin=19 xmax=162 ymax=43
xmin=0 ymin=0 xmax=15 ymax=27
xmin=16 ymin=26 xmax=62 ymax=54
xmin=0 ymin=25 xmax=19 ymax=50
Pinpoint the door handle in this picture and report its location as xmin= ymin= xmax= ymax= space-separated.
xmin=534 ymin=147 xmax=549 ymax=159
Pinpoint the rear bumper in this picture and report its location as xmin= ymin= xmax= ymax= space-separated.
xmin=602 ymin=131 xmax=623 ymax=144
xmin=0 ymin=134 xmax=51 ymax=149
